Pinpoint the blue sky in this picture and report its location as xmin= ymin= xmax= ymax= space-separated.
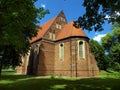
xmin=35 ymin=0 xmax=112 ymax=42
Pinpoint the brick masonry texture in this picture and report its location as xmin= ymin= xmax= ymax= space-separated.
xmin=16 ymin=11 xmax=99 ymax=77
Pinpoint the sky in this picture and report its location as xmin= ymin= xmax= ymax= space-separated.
xmin=35 ymin=0 xmax=112 ymax=42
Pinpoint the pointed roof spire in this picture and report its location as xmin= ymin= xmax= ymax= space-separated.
xmin=58 ymin=10 xmax=64 ymax=15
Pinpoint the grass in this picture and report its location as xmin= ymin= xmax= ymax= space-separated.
xmin=0 ymin=70 xmax=120 ymax=90
xmin=98 ymin=70 xmax=120 ymax=78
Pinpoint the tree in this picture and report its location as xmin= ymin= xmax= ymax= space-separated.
xmin=75 ymin=0 xmax=120 ymax=31
xmin=101 ymin=25 xmax=120 ymax=71
xmin=0 ymin=0 xmax=49 ymax=75
xmin=89 ymin=39 xmax=109 ymax=70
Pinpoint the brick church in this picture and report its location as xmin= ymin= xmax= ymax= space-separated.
xmin=16 ymin=11 xmax=99 ymax=77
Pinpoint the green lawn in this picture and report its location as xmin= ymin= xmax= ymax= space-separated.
xmin=0 ymin=70 xmax=120 ymax=90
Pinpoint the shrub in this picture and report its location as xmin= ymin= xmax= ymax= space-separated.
xmin=50 ymin=73 xmax=55 ymax=79
xmin=112 ymin=62 xmax=120 ymax=72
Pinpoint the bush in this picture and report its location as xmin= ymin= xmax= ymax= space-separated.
xmin=112 ymin=62 xmax=120 ymax=72
xmin=50 ymin=73 xmax=55 ymax=79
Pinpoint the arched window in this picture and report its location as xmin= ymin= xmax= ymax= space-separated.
xmin=59 ymin=43 xmax=64 ymax=60
xmin=78 ymin=41 xmax=86 ymax=59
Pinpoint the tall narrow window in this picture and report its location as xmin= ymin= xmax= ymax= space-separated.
xmin=59 ymin=43 xmax=64 ymax=60
xmin=52 ymin=33 xmax=55 ymax=40
xmin=49 ymin=32 xmax=55 ymax=40
xmin=49 ymin=32 xmax=52 ymax=39
xmin=78 ymin=41 xmax=86 ymax=59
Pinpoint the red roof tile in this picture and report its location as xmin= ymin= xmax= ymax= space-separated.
xmin=30 ymin=17 xmax=56 ymax=43
xmin=56 ymin=22 xmax=87 ymax=40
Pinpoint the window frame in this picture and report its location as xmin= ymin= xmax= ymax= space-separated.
xmin=59 ymin=43 xmax=64 ymax=60
xmin=49 ymin=32 xmax=55 ymax=40
xmin=77 ymin=40 xmax=86 ymax=59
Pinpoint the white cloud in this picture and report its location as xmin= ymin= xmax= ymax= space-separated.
xmin=41 ymin=4 xmax=46 ymax=8
xmin=105 ymin=15 xmax=110 ymax=19
xmin=115 ymin=11 xmax=120 ymax=16
xmin=93 ymin=34 xmax=106 ymax=42
xmin=105 ymin=11 xmax=120 ymax=19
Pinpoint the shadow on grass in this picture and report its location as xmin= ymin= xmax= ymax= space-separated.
xmin=0 ymin=70 xmax=32 ymax=81
xmin=0 ymin=73 xmax=120 ymax=90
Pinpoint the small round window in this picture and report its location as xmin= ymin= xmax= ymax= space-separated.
xmin=79 ymin=41 xmax=83 ymax=45
xmin=60 ymin=43 xmax=63 ymax=47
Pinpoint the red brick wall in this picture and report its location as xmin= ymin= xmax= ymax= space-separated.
xmin=22 ymin=55 xmax=29 ymax=75
xmin=54 ymin=38 xmax=99 ymax=77
xmin=16 ymin=37 xmax=99 ymax=77
xmin=16 ymin=55 xmax=29 ymax=74
xmin=54 ymin=40 xmax=71 ymax=77
xmin=76 ymin=38 xmax=99 ymax=77
xmin=90 ymin=54 xmax=99 ymax=76
xmin=36 ymin=40 xmax=55 ymax=76
xmin=16 ymin=66 xmax=22 ymax=73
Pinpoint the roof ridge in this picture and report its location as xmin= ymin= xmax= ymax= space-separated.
xmin=42 ymin=17 xmax=57 ymax=37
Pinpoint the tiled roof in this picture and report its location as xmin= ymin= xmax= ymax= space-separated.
xmin=30 ymin=17 xmax=56 ymax=43
xmin=56 ymin=22 xmax=87 ymax=40
xmin=30 ymin=17 xmax=87 ymax=43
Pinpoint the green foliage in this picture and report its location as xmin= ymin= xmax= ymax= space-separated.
xmin=50 ymin=73 xmax=55 ymax=79
xmin=0 ymin=0 xmax=49 ymax=69
xmin=101 ymin=33 xmax=113 ymax=52
xmin=89 ymin=39 xmax=109 ymax=70
xmin=110 ymin=43 xmax=120 ymax=62
xmin=101 ymin=25 xmax=120 ymax=71
xmin=90 ymin=26 xmax=120 ymax=71
xmin=76 ymin=0 xmax=120 ymax=31
xmin=99 ymin=70 xmax=120 ymax=78
xmin=112 ymin=62 xmax=120 ymax=72
xmin=37 ymin=7 xmax=50 ymax=20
